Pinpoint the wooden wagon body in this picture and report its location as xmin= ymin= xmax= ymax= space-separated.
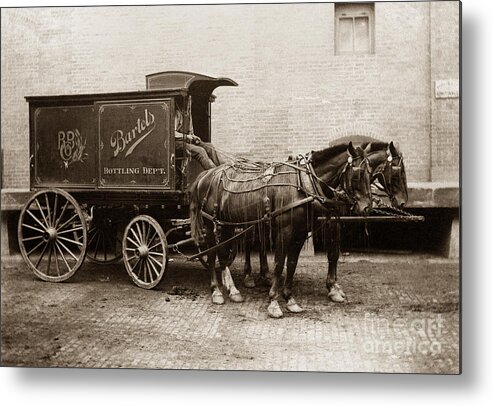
xmin=19 ymin=71 xmax=237 ymax=288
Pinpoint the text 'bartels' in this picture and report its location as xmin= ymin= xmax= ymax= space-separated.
xmin=110 ymin=109 xmax=156 ymax=158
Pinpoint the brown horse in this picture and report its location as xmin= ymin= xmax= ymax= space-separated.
xmin=189 ymin=142 xmax=372 ymax=318
xmin=324 ymin=140 xmax=409 ymax=302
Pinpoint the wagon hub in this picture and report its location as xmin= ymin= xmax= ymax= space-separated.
xmin=135 ymin=245 xmax=149 ymax=259
xmin=43 ymin=227 xmax=58 ymax=242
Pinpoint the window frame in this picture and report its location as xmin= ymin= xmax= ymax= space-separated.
xmin=335 ymin=3 xmax=375 ymax=55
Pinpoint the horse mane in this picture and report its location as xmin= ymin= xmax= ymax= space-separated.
xmin=310 ymin=143 xmax=351 ymax=166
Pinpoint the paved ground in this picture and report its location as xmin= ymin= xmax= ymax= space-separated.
xmin=1 ymin=253 xmax=459 ymax=373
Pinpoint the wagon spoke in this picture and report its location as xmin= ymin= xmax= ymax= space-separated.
xmin=130 ymin=257 xmax=141 ymax=274
xmin=135 ymin=222 xmax=144 ymax=245
xmin=52 ymin=194 xmax=58 ymax=227
xmin=126 ymin=235 xmax=140 ymax=248
xmin=147 ymin=241 xmax=162 ymax=252
xmin=34 ymin=240 xmax=50 ymax=269
xmin=22 ymin=223 xmax=46 ymax=234
xmin=22 ymin=235 xmax=44 ymax=242
xmin=126 ymin=254 xmax=138 ymax=261
xmin=44 ymin=193 xmax=52 ymax=226
xmin=26 ymin=209 xmax=48 ymax=231
xmin=46 ymin=242 xmax=53 ymax=275
xmin=130 ymin=228 xmax=141 ymax=246
xmin=149 ymin=254 xmax=163 ymax=268
xmin=57 ymin=226 xmax=84 ymax=235
xmin=93 ymin=231 xmax=102 ymax=258
xmin=143 ymin=262 xmax=148 ymax=283
xmin=149 ymin=251 xmax=164 ymax=257
xmin=35 ymin=198 xmax=49 ymax=229
xmin=102 ymin=230 xmax=107 ymax=261
xmin=27 ymin=240 xmax=46 ymax=257
xmin=54 ymin=201 xmax=69 ymax=229
xmin=56 ymin=213 xmax=79 ymax=232
xmin=58 ymin=235 xmax=84 ymax=247
xmin=136 ymin=260 xmax=144 ymax=280
xmin=146 ymin=257 xmax=157 ymax=277
xmin=87 ymin=228 xmax=99 ymax=246
xmin=148 ymin=260 xmax=159 ymax=281
xmin=56 ymin=239 xmax=79 ymax=262
xmin=54 ymin=245 xmax=61 ymax=276
xmin=55 ymin=242 xmax=72 ymax=273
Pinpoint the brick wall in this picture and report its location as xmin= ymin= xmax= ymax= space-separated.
xmin=1 ymin=2 xmax=459 ymax=189
xmin=430 ymin=1 xmax=460 ymax=182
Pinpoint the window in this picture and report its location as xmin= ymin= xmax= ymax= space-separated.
xmin=335 ymin=3 xmax=375 ymax=55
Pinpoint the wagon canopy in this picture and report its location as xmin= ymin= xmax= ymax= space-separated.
xmin=146 ymin=71 xmax=238 ymax=142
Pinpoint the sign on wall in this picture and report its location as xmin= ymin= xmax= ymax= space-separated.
xmin=435 ymin=79 xmax=459 ymax=99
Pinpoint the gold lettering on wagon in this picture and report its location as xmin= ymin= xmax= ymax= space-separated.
xmin=110 ymin=109 xmax=156 ymax=158
xmin=58 ymin=129 xmax=88 ymax=169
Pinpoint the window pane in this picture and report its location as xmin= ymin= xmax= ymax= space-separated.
xmin=337 ymin=17 xmax=353 ymax=53
xmin=354 ymin=17 xmax=370 ymax=52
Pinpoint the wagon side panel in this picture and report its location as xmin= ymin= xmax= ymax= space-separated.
xmin=32 ymin=105 xmax=97 ymax=188
xmin=97 ymin=99 xmax=174 ymax=190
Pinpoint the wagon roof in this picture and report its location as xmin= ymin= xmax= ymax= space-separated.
xmin=25 ymin=71 xmax=237 ymax=103
xmin=145 ymin=71 xmax=238 ymax=95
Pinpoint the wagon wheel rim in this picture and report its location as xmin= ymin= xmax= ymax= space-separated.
xmin=123 ymin=215 xmax=167 ymax=289
xmin=18 ymin=189 xmax=87 ymax=282
xmin=86 ymin=210 xmax=123 ymax=264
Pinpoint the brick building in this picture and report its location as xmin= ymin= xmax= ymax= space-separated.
xmin=1 ymin=2 xmax=460 ymax=256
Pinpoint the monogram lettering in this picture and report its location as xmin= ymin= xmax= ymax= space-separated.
xmin=58 ymin=129 xmax=87 ymax=168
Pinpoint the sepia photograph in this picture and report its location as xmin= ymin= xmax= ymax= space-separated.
xmin=1 ymin=0 xmax=460 ymax=376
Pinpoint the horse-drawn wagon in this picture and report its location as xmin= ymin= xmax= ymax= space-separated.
xmin=18 ymin=70 xmax=422 ymax=318
xmin=19 ymin=71 xmax=237 ymax=289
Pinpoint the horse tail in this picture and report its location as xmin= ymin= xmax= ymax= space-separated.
xmin=189 ymin=171 xmax=207 ymax=247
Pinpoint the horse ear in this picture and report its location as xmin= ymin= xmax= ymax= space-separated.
xmin=348 ymin=141 xmax=357 ymax=157
xmin=364 ymin=142 xmax=373 ymax=152
xmin=389 ymin=141 xmax=399 ymax=157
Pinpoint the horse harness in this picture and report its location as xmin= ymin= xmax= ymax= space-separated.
xmin=199 ymin=151 xmax=370 ymax=230
xmin=369 ymin=149 xmax=405 ymax=202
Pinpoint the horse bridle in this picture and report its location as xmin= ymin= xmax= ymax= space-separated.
xmin=372 ymin=149 xmax=405 ymax=202
xmin=339 ymin=153 xmax=372 ymax=204
xmin=304 ymin=152 xmax=371 ymax=206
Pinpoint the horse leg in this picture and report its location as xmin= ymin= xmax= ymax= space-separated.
xmin=219 ymin=228 xmax=244 ymax=303
xmin=258 ymin=240 xmax=271 ymax=287
xmin=325 ymin=222 xmax=346 ymax=302
xmin=243 ymin=235 xmax=255 ymax=288
xmin=282 ymin=238 xmax=305 ymax=313
xmin=204 ymin=225 xmax=224 ymax=305
xmin=267 ymin=243 xmax=286 ymax=318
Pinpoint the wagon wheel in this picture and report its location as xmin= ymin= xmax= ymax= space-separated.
xmin=86 ymin=208 xmax=123 ymax=264
xmin=123 ymin=215 xmax=168 ymax=289
xmin=18 ymin=189 xmax=87 ymax=282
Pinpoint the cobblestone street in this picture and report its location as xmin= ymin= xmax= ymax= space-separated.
xmin=1 ymin=254 xmax=460 ymax=373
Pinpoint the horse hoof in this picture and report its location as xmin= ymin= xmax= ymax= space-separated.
xmin=267 ymin=301 xmax=283 ymax=318
xmin=244 ymin=275 xmax=256 ymax=288
xmin=229 ymin=292 xmax=244 ymax=303
xmin=328 ymin=290 xmax=346 ymax=303
xmin=286 ymin=298 xmax=303 ymax=313
xmin=212 ymin=292 xmax=225 ymax=305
